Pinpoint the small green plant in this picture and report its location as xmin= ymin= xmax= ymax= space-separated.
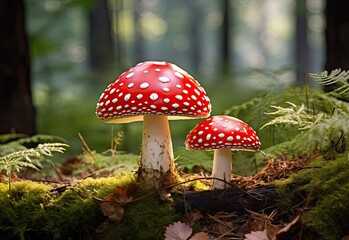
xmin=260 ymin=102 xmax=326 ymax=130
xmin=0 ymin=143 xmax=68 ymax=192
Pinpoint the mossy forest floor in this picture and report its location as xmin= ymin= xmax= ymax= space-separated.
xmin=1 ymin=86 xmax=349 ymax=239
xmin=1 ymin=150 xmax=349 ymax=240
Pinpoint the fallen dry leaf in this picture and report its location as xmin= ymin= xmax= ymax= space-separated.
xmin=184 ymin=211 xmax=203 ymax=226
xmin=100 ymin=201 xmax=125 ymax=222
xmin=189 ymin=231 xmax=210 ymax=240
xmin=100 ymin=184 xmax=134 ymax=222
xmin=164 ymin=221 xmax=193 ymax=240
xmin=244 ymin=229 xmax=269 ymax=240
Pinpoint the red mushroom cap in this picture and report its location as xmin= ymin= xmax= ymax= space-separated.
xmin=96 ymin=61 xmax=212 ymax=123
xmin=185 ymin=115 xmax=261 ymax=151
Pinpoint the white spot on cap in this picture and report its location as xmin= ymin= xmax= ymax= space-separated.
xmin=137 ymin=94 xmax=143 ymax=99
xmin=161 ymin=107 xmax=168 ymax=111
xmin=191 ymin=95 xmax=197 ymax=101
xmin=236 ymin=135 xmax=241 ymax=140
xmin=183 ymin=102 xmax=190 ymax=106
xmin=227 ymin=136 xmax=233 ymax=141
xmin=105 ymin=100 xmax=110 ymax=106
xmin=175 ymin=95 xmax=183 ymax=100
xmin=116 ymin=106 xmax=122 ymax=110
xmin=128 ymin=83 xmax=134 ymax=88
xmin=198 ymin=138 xmax=203 ymax=143
xmin=198 ymin=131 xmax=203 ymax=135
xmin=218 ymin=133 xmax=225 ymax=138
xmin=140 ymin=82 xmax=149 ymax=89
xmin=108 ymin=107 xmax=113 ymax=111
xmin=194 ymin=89 xmax=200 ymax=96
xmin=172 ymin=103 xmax=179 ymax=108
xmin=206 ymin=134 xmax=211 ymax=140
xmin=159 ymin=76 xmax=170 ymax=83
xmin=150 ymin=93 xmax=159 ymax=101
xmin=124 ymin=94 xmax=131 ymax=101
xmin=110 ymin=88 xmax=116 ymax=94
xmin=155 ymin=68 xmax=160 ymax=72
xmin=112 ymin=98 xmax=118 ymax=103
xmin=126 ymin=72 xmax=134 ymax=79
xmin=174 ymin=72 xmax=184 ymax=79
xmin=183 ymin=90 xmax=188 ymax=94
xmin=176 ymin=84 xmax=182 ymax=89
xmin=150 ymin=105 xmax=156 ymax=109
xmin=235 ymin=127 xmax=240 ymax=131
xmin=163 ymin=98 xmax=170 ymax=103
xmin=163 ymin=87 xmax=170 ymax=92
xmin=185 ymin=83 xmax=191 ymax=88
xmin=153 ymin=61 xmax=166 ymax=65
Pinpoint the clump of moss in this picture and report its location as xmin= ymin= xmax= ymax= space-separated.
xmin=0 ymin=173 xmax=135 ymax=240
xmin=102 ymin=194 xmax=181 ymax=240
xmin=0 ymin=181 xmax=51 ymax=239
xmin=275 ymin=153 xmax=349 ymax=239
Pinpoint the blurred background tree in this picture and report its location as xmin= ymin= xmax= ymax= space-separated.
xmin=0 ymin=0 xmax=346 ymax=157
xmin=0 ymin=0 xmax=35 ymax=135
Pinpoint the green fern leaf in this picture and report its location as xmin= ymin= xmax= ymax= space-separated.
xmin=308 ymin=69 xmax=349 ymax=100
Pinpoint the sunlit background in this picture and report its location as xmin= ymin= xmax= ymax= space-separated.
xmin=26 ymin=0 xmax=325 ymax=156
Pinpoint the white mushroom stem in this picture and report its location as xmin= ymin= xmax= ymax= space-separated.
xmin=211 ymin=148 xmax=232 ymax=189
xmin=141 ymin=114 xmax=174 ymax=172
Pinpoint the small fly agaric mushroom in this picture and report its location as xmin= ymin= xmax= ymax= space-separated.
xmin=185 ymin=115 xmax=261 ymax=189
xmin=96 ymin=61 xmax=211 ymax=188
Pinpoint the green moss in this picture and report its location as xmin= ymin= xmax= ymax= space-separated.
xmin=103 ymin=195 xmax=181 ymax=240
xmin=0 ymin=173 xmax=135 ymax=240
xmin=0 ymin=181 xmax=51 ymax=239
xmin=275 ymin=153 xmax=349 ymax=239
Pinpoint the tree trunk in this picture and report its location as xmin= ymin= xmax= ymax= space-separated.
xmin=88 ymin=0 xmax=114 ymax=71
xmin=295 ymin=0 xmax=308 ymax=86
xmin=221 ymin=0 xmax=230 ymax=77
xmin=0 ymin=0 xmax=36 ymax=135
xmin=324 ymin=0 xmax=349 ymax=91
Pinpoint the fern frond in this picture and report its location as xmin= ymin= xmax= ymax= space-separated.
xmin=0 ymin=143 xmax=69 ymax=176
xmin=308 ymin=68 xmax=349 ymax=96
xmin=260 ymin=102 xmax=327 ymax=130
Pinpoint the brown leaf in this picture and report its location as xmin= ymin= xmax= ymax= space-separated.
xmin=184 ymin=211 xmax=203 ymax=226
xmin=99 ymin=184 xmax=135 ymax=222
xmin=164 ymin=221 xmax=193 ymax=240
xmin=212 ymin=220 xmax=234 ymax=236
xmin=276 ymin=215 xmax=301 ymax=239
xmin=189 ymin=232 xmax=210 ymax=240
xmin=244 ymin=230 xmax=269 ymax=240
xmin=100 ymin=201 xmax=125 ymax=222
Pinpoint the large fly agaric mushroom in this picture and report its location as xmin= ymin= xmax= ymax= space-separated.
xmin=185 ymin=115 xmax=261 ymax=189
xmin=96 ymin=61 xmax=211 ymax=188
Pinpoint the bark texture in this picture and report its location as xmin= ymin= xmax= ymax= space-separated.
xmin=0 ymin=0 xmax=35 ymax=135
